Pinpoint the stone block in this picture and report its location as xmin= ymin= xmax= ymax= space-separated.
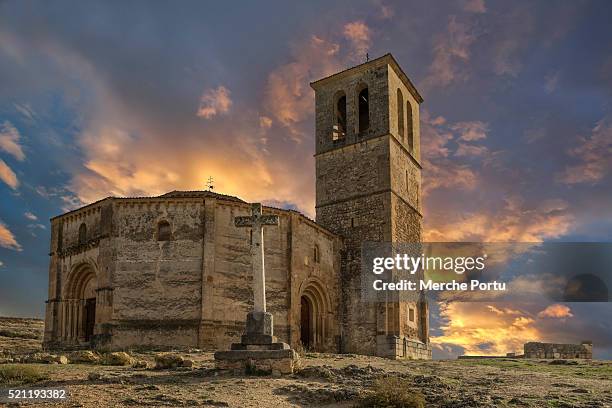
xmin=245 ymin=311 xmax=273 ymax=335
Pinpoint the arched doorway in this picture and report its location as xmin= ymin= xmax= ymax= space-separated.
xmin=299 ymin=281 xmax=330 ymax=351
xmin=63 ymin=263 xmax=97 ymax=344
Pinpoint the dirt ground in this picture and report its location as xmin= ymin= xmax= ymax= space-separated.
xmin=1 ymin=318 xmax=611 ymax=407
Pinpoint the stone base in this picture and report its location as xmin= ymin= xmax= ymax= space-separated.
xmin=215 ymin=311 xmax=299 ymax=374
xmin=214 ymin=348 xmax=300 ymax=375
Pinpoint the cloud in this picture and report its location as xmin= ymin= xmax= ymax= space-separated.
xmin=544 ymin=71 xmax=560 ymax=93
xmin=24 ymin=212 xmax=37 ymax=221
xmin=557 ymin=118 xmax=612 ymax=185
xmin=196 ymin=86 xmax=232 ymax=119
xmin=263 ymin=35 xmax=341 ymax=139
xmin=343 ymin=21 xmax=372 ymax=58
xmin=0 ymin=159 xmax=19 ymax=189
xmin=423 ymin=16 xmax=476 ymax=88
xmin=463 ymin=0 xmax=487 ymax=13
xmin=0 ymin=121 xmax=25 ymax=161
xmin=0 ymin=220 xmax=22 ymax=251
xmin=455 ymin=143 xmax=488 ymax=157
xmin=432 ymin=302 xmax=540 ymax=356
xmin=451 ymin=121 xmax=488 ymax=141
xmin=420 ymin=112 xmax=480 ymax=195
xmin=538 ymin=304 xmax=573 ymax=319
xmin=424 ymin=197 xmax=573 ymax=242
xmin=259 ymin=116 xmax=272 ymax=129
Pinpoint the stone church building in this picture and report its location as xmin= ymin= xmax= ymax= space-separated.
xmin=43 ymin=54 xmax=431 ymax=359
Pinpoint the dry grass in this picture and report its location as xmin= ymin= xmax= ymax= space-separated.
xmin=0 ymin=365 xmax=49 ymax=385
xmin=360 ymin=376 xmax=426 ymax=408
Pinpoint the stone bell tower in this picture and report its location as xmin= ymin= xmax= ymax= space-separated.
xmin=311 ymin=53 xmax=430 ymax=359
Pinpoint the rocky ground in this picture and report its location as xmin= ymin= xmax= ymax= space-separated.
xmin=1 ymin=318 xmax=611 ymax=407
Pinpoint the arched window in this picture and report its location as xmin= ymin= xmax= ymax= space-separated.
xmin=313 ymin=244 xmax=320 ymax=264
xmin=333 ymin=91 xmax=347 ymax=141
xmin=397 ymin=89 xmax=404 ymax=141
xmin=358 ymin=86 xmax=370 ymax=133
xmin=406 ymin=101 xmax=414 ymax=150
xmin=78 ymin=223 xmax=87 ymax=245
xmin=157 ymin=220 xmax=171 ymax=241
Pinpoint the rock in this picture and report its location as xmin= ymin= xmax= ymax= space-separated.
xmin=69 ymin=350 xmax=100 ymax=364
xmin=55 ymin=355 xmax=69 ymax=364
xmin=132 ymin=360 xmax=150 ymax=369
xmin=102 ymin=352 xmax=134 ymax=366
xmin=181 ymin=358 xmax=194 ymax=368
xmin=154 ymin=353 xmax=184 ymax=369
xmin=25 ymin=352 xmax=68 ymax=364
xmin=88 ymin=372 xmax=102 ymax=381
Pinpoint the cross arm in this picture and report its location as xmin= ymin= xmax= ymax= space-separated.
xmin=259 ymin=215 xmax=279 ymax=226
xmin=235 ymin=217 xmax=254 ymax=227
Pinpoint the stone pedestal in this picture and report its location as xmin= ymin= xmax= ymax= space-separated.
xmin=214 ymin=312 xmax=299 ymax=375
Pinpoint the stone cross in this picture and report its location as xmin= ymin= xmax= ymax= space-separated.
xmin=235 ymin=203 xmax=279 ymax=313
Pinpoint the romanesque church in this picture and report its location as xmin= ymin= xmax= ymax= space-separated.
xmin=43 ymin=54 xmax=431 ymax=359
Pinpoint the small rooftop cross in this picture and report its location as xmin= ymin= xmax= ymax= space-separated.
xmin=234 ymin=203 xmax=279 ymax=313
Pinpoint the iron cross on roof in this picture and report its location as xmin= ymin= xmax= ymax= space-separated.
xmin=234 ymin=203 xmax=279 ymax=313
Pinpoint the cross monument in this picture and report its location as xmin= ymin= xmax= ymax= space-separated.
xmin=234 ymin=203 xmax=279 ymax=313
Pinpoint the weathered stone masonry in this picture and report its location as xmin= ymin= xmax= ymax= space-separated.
xmin=44 ymin=53 xmax=431 ymax=359
xmin=44 ymin=191 xmax=342 ymax=352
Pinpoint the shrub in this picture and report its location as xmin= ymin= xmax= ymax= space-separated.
xmin=360 ymin=376 xmax=425 ymax=408
xmin=0 ymin=365 xmax=49 ymax=385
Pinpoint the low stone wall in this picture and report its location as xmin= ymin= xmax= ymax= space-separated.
xmin=524 ymin=341 xmax=592 ymax=359
xmin=376 ymin=335 xmax=432 ymax=360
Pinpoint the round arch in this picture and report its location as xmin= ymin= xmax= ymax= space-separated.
xmin=62 ymin=261 xmax=98 ymax=343
xmin=298 ymin=278 xmax=332 ymax=351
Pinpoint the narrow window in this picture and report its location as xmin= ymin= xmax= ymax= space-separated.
xmin=358 ymin=87 xmax=369 ymax=133
xmin=333 ymin=92 xmax=347 ymax=141
xmin=409 ymin=308 xmax=415 ymax=322
xmin=157 ymin=220 xmax=171 ymax=241
xmin=406 ymin=101 xmax=414 ymax=150
xmin=397 ymin=89 xmax=404 ymax=141
xmin=350 ymin=217 xmax=355 ymax=228
xmin=78 ymin=223 xmax=87 ymax=245
xmin=405 ymin=170 xmax=409 ymax=192
xmin=314 ymin=244 xmax=320 ymax=263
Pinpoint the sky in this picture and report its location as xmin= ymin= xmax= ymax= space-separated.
xmin=0 ymin=0 xmax=611 ymax=359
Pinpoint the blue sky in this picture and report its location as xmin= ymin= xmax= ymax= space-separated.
xmin=0 ymin=0 xmax=611 ymax=358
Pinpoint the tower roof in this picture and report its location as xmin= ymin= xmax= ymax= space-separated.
xmin=310 ymin=53 xmax=423 ymax=103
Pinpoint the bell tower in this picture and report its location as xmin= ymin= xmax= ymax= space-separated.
xmin=311 ymin=54 xmax=430 ymax=359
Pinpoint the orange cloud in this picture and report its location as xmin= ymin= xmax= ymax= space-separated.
xmin=0 ymin=219 xmax=22 ymax=251
xmin=557 ymin=118 xmax=612 ymax=185
xmin=538 ymin=304 xmax=573 ymax=319
xmin=264 ymin=35 xmax=341 ymax=137
xmin=0 ymin=159 xmax=19 ymax=189
xmin=432 ymin=302 xmax=541 ymax=356
xmin=463 ymin=0 xmax=487 ymax=13
xmin=424 ymin=198 xmax=573 ymax=242
xmin=197 ymin=86 xmax=232 ymax=119
xmin=0 ymin=121 xmax=25 ymax=161
xmin=423 ymin=16 xmax=476 ymax=88
xmin=451 ymin=121 xmax=489 ymax=141
xmin=343 ymin=21 xmax=372 ymax=58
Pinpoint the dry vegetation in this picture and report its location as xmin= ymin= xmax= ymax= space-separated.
xmin=0 ymin=318 xmax=611 ymax=407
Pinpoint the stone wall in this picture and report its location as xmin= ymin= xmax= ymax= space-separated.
xmin=313 ymin=55 xmax=429 ymax=358
xmin=524 ymin=342 xmax=593 ymax=359
xmin=45 ymin=192 xmax=343 ymax=352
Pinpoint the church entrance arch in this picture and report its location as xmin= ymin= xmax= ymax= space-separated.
xmin=299 ymin=280 xmax=330 ymax=351
xmin=63 ymin=262 xmax=97 ymax=344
